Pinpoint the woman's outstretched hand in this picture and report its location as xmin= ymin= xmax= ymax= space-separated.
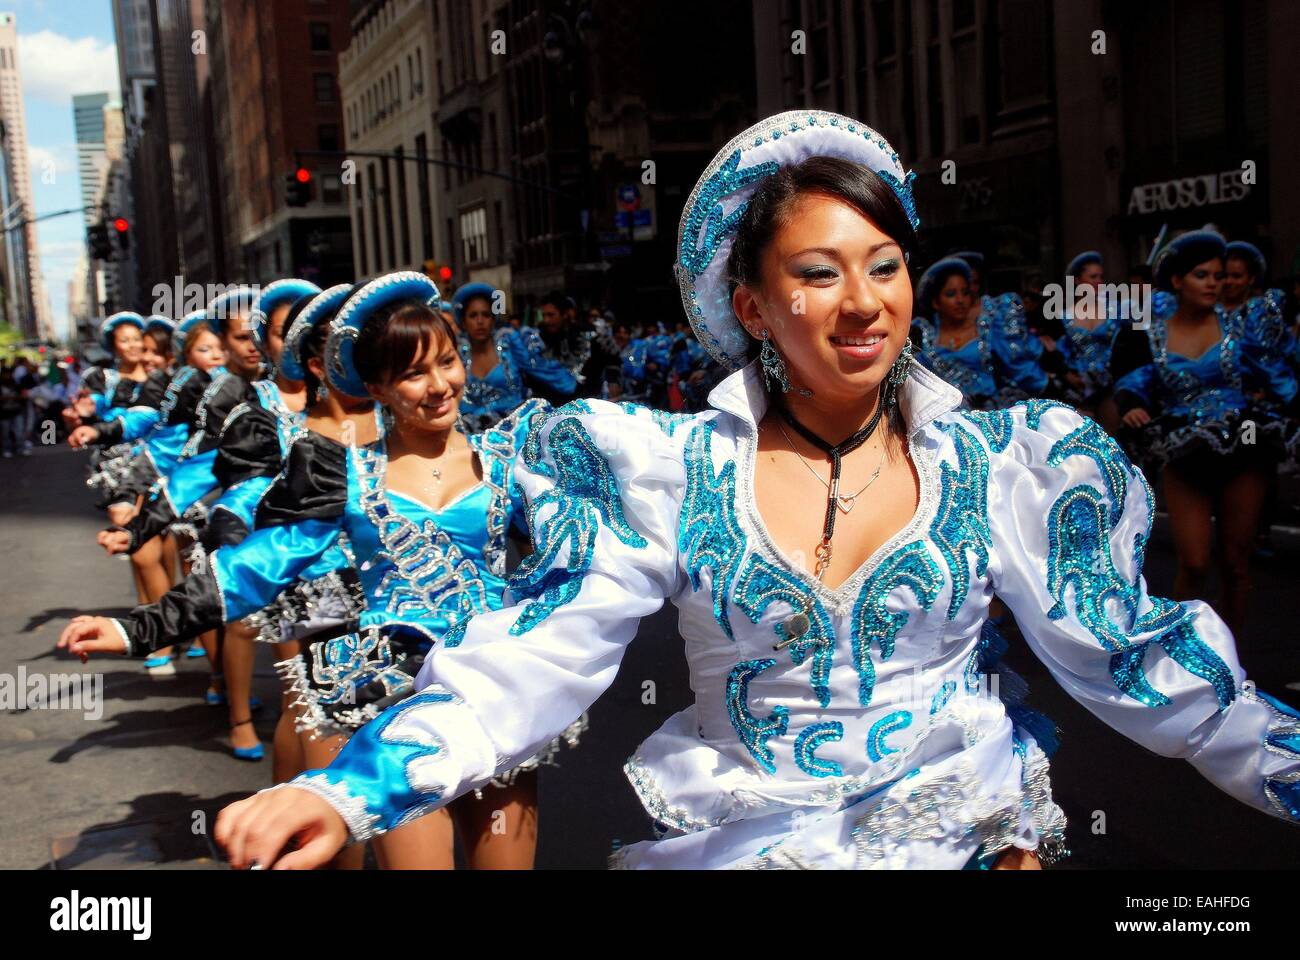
xmin=68 ymin=425 xmax=100 ymax=449
xmin=57 ymin=616 xmax=129 ymax=662
xmin=97 ymin=529 xmax=131 ymax=555
xmin=216 ymin=788 xmax=349 ymax=870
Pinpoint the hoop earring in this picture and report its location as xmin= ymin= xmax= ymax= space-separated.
xmin=882 ymin=340 xmax=914 ymax=409
xmin=759 ymin=330 xmax=791 ymax=394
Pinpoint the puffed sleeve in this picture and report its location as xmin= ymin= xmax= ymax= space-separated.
xmin=1112 ymin=363 xmax=1159 ymax=415
xmin=200 ymin=403 xmax=285 ymax=549
xmin=279 ymin=400 xmax=687 ymax=840
xmin=1238 ymin=291 xmax=1298 ymax=407
xmin=113 ymin=436 xmax=348 ymax=654
xmin=505 ymin=327 xmax=578 ymax=400
xmin=985 ymin=293 xmax=1047 ymax=394
xmin=984 ymin=402 xmax=1300 ymax=825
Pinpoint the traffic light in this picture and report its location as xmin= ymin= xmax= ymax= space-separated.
xmin=87 ymin=223 xmax=111 ymax=260
xmin=113 ymin=217 xmax=129 ymax=250
xmin=285 ymin=168 xmax=312 ymax=207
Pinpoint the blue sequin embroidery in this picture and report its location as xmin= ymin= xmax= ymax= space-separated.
xmin=793 ymin=722 xmax=845 ymax=778
xmin=850 ymin=541 xmax=943 ymax=706
xmin=931 ymin=422 xmax=992 ymax=620
xmin=726 ymin=659 xmax=789 ymax=774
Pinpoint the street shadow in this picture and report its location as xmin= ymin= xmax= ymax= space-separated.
xmin=39 ymin=789 xmax=252 ymax=869
xmin=44 ymin=695 xmax=277 ymax=764
xmin=21 ymin=606 xmax=136 ymax=635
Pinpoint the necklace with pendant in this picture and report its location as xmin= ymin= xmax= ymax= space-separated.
xmin=776 ymin=419 xmax=885 ymax=514
xmin=770 ymin=398 xmax=885 ymax=650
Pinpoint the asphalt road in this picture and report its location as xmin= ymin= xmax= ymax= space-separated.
xmin=3 ymin=443 xmax=1298 ymax=869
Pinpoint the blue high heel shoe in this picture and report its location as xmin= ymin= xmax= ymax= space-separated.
xmin=184 ymin=642 xmax=208 ymax=659
xmin=230 ymin=718 xmax=264 ymax=761
xmin=205 ymin=673 xmax=226 ymax=706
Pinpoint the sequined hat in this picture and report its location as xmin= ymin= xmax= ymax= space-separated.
xmin=205 ymin=285 xmax=260 ymax=335
xmin=143 ymin=315 xmax=176 ymax=338
xmin=326 ymin=271 xmax=441 ymax=398
xmin=281 ymin=283 xmax=352 ymax=382
xmin=99 ymin=311 xmax=146 ymax=352
xmin=1154 ymin=229 xmax=1227 ymax=291
xmin=1225 ymin=241 xmax=1267 ymax=279
xmin=174 ymin=309 xmax=209 ymax=353
xmin=916 ymin=257 xmax=973 ymax=315
xmin=451 ymin=282 xmax=499 ymax=325
xmin=1066 ymin=250 xmax=1103 ymax=278
xmin=249 ymin=279 xmax=322 ymax=355
xmin=674 ymin=110 xmax=918 ymax=370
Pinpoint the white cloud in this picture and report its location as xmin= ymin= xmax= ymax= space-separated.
xmin=18 ymin=30 xmax=118 ymax=104
xmin=28 ymin=143 xmax=74 ymax=178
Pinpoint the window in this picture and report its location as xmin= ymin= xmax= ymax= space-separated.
xmin=395 ymin=145 xmax=410 ymax=264
xmin=313 ymin=72 xmax=334 ymax=103
xmin=309 ymin=22 xmax=330 ymax=52
xmin=415 ymin=133 xmax=433 ymax=260
xmin=460 ymin=207 xmax=488 ymax=265
xmin=318 ymin=123 xmax=339 ymax=152
xmin=321 ymin=173 xmax=342 ymax=204
xmin=369 ymin=162 xmax=382 ymax=270
xmin=355 ymin=166 xmax=368 ymax=275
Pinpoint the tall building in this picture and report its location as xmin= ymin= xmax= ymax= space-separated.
xmin=0 ymin=12 xmax=49 ymax=336
xmin=112 ymin=0 xmax=159 ymax=312
xmin=219 ymin=0 xmax=354 ymax=286
xmin=73 ymin=93 xmax=110 ymax=226
xmin=340 ymin=0 xmax=443 ymax=286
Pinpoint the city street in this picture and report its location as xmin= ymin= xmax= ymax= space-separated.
xmin=4 ymin=442 xmax=1300 ymax=869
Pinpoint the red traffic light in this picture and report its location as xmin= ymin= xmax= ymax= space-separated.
xmin=295 ymin=167 xmax=312 ymax=183
xmin=438 ymin=266 xmax=452 ymax=281
xmin=113 ymin=218 xmax=129 ymax=233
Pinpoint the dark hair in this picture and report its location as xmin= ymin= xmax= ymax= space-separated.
xmin=353 ymin=299 xmax=458 ymax=387
xmin=143 ymin=327 xmax=173 ymax=361
xmin=726 ymin=155 xmax=916 ymax=437
xmin=539 ymin=290 xmax=567 ymax=311
xmin=727 ymin=156 xmax=918 ymax=304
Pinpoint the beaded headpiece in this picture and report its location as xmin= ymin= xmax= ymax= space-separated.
xmin=674 ymin=110 xmax=918 ymax=370
xmin=100 ymin=311 xmax=146 ymax=353
xmin=326 ymin=271 xmax=441 ymax=398
xmin=451 ymin=282 xmax=499 ymax=326
xmin=1066 ymin=250 xmax=1103 ymax=278
xmin=249 ymin=279 xmax=322 ymax=356
xmin=1154 ymin=229 xmax=1226 ymax=291
xmin=1225 ymin=241 xmax=1267 ymax=279
xmin=916 ymin=257 xmax=973 ymax=315
xmin=205 ymin=286 xmax=260 ymax=335
xmin=282 ymin=284 xmax=352 ymax=382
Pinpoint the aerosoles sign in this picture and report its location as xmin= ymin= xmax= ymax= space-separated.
xmin=1127 ymin=169 xmax=1251 ymax=215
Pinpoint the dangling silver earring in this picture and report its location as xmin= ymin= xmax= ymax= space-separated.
xmin=759 ymin=330 xmax=792 ymax=394
xmin=315 ymin=383 xmax=329 ymax=403
xmin=883 ymin=340 xmax=914 ymax=409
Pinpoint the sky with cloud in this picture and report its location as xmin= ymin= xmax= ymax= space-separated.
xmin=12 ymin=1 xmax=118 ymax=340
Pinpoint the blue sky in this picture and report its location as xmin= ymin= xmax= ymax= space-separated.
xmin=11 ymin=0 xmax=118 ymax=339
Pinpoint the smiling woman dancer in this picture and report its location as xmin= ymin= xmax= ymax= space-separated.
xmin=72 ymin=113 xmax=1300 ymax=870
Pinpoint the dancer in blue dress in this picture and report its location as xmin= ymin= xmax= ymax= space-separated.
xmin=453 ymin=281 xmax=577 ymax=432
xmin=910 ymin=257 xmax=1046 ymax=409
xmin=1113 ymin=230 xmax=1298 ymax=638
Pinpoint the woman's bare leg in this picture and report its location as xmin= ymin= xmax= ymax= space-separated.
xmin=222 ymin=620 xmax=260 ymax=752
xmin=1162 ymin=463 xmax=1215 ymax=603
xmin=299 ymin=730 xmax=367 ymax=869
xmin=1215 ymin=464 xmax=1269 ymax=640
xmin=271 ymin=640 xmax=304 ymax=783
xmin=132 ymin=535 xmax=176 ymax=660
xmin=450 ymin=771 xmax=539 ymax=870
xmin=373 ymin=808 xmax=455 ymax=870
